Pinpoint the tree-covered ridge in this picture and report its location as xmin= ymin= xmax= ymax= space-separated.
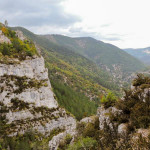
xmin=43 ymin=34 xmax=146 ymax=90
xmin=43 ymin=34 xmax=145 ymax=72
xmin=0 ymin=24 xmax=37 ymax=60
xmin=11 ymin=27 xmax=122 ymax=120
xmin=124 ymin=47 xmax=150 ymax=65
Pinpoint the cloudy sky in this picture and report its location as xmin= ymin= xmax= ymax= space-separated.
xmin=0 ymin=0 xmax=150 ymax=48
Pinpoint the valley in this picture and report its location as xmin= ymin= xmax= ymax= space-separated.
xmin=0 ymin=23 xmax=149 ymax=149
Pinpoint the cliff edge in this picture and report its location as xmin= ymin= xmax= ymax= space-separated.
xmin=0 ymin=24 xmax=76 ymax=150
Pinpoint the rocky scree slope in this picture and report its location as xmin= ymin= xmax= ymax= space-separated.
xmin=0 ymin=24 xmax=76 ymax=149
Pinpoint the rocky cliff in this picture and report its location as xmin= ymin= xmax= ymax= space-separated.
xmin=0 ymin=26 xmax=76 ymax=149
xmin=96 ymin=74 xmax=150 ymax=149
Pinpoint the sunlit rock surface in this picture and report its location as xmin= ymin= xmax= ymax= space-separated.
xmin=0 ymin=55 xmax=76 ymax=149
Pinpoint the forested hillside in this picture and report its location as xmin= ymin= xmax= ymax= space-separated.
xmin=124 ymin=47 xmax=150 ymax=65
xmin=43 ymin=35 xmax=145 ymax=82
xmin=12 ymin=27 xmax=121 ymax=120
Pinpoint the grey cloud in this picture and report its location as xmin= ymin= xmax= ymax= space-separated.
xmin=0 ymin=0 xmax=81 ymax=27
xmin=68 ymin=27 xmax=122 ymax=41
xmin=69 ymin=27 xmax=96 ymax=37
xmin=0 ymin=0 xmax=121 ymax=42
xmin=101 ymin=37 xmax=121 ymax=41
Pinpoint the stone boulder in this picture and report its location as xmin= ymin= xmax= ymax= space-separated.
xmin=97 ymin=106 xmax=122 ymax=131
xmin=117 ymin=123 xmax=128 ymax=135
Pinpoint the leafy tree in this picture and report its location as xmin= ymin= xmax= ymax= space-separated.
xmin=4 ymin=20 xmax=8 ymax=27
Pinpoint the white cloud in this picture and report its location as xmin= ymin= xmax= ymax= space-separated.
xmin=1 ymin=0 xmax=150 ymax=48
xmin=62 ymin=0 xmax=150 ymax=48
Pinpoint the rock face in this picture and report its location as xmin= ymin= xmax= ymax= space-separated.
xmin=49 ymin=117 xmax=76 ymax=149
xmin=97 ymin=106 xmax=122 ymax=131
xmin=0 ymin=55 xmax=76 ymax=149
xmin=0 ymin=30 xmax=11 ymax=44
xmin=80 ymin=116 xmax=94 ymax=124
xmin=15 ymin=30 xmax=27 ymax=41
xmin=0 ymin=56 xmax=57 ymax=109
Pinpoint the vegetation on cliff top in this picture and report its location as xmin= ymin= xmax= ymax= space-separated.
xmin=0 ymin=24 xmax=37 ymax=60
xmin=101 ymin=74 xmax=150 ymax=130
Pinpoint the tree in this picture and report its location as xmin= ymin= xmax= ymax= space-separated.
xmin=101 ymin=92 xmax=117 ymax=108
xmin=4 ymin=20 xmax=8 ymax=27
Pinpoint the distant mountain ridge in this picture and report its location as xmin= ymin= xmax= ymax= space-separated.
xmin=43 ymin=34 xmax=145 ymax=85
xmin=12 ymin=27 xmax=145 ymax=85
xmin=124 ymin=47 xmax=150 ymax=65
xmin=12 ymin=26 xmax=121 ymax=120
xmin=10 ymin=26 xmax=147 ymax=120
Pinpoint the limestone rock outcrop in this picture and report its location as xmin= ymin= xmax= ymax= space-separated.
xmin=15 ymin=30 xmax=27 ymax=41
xmin=0 ymin=55 xmax=76 ymax=149
xmin=0 ymin=30 xmax=11 ymax=44
xmin=97 ymin=106 xmax=122 ymax=131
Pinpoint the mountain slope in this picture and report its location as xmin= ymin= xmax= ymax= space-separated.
xmin=43 ymin=35 xmax=145 ymax=83
xmin=11 ymin=27 xmax=121 ymax=120
xmin=124 ymin=47 xmax=150 ymax=65
xmin=12 ymin=26 xmax=146 ymax=89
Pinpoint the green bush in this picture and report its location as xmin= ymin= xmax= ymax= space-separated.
xmin=58 ymin=134 xmax=72 ymax=150
xmin=0 ymin=26 xmax=37 ymax=60
xmin=101 ymin=92 xmax=117 ymax=108
xmin=67 ymin=137 xmax=98 ymax=150
xmin=116 ymin=75 xmax=150 ymax=129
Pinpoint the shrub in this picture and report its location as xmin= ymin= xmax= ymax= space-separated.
xmin=67 ymin=137 xmax=98 ymax=150
xmin=116 ymin=75 xmax=150 ymax=129
xmin=0 ymin=26 xmax=38 ymax=61
xmin=58 ymin=134 xmax=72 ymax=150
xmin=101 ymin=92 xmax=117 ymax=108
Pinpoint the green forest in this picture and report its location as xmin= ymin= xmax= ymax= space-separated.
xmin=11 ymin=27 xmax=122 ymax=120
